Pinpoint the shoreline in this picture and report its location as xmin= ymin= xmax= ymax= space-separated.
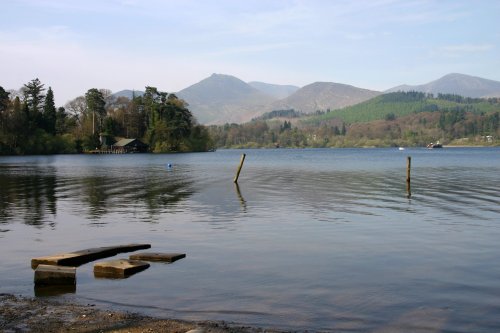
xmin=0 ymin=293 xmax=285 ymax=333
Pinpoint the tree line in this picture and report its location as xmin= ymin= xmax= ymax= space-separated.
xmin=208 ymin=109 xmax=499 ymax=149
xmin=0 ymin=79 xmax=213 ymax=155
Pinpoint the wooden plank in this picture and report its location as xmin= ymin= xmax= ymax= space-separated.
xmin=31 ymin=243 xmax=151 ymax=269
xmin=94 ymin=259 xmax=150 ymax=278
xmin=129 ymin=252 xmax=186 ymax=263
xmin=34 ymin=264 xmax=76 ymax=286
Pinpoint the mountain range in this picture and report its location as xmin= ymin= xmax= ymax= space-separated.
xmin=112 ymin=73 xmax=500 ymax=124
xmin=386 ymin=73 xmax=500 ymax=98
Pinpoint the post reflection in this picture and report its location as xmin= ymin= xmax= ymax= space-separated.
xmin=234 ymin=183 xmax=247 ymax=212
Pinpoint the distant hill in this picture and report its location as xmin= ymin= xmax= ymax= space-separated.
xmin=386 ymin=73 xmax=500 ymax=98
xmin=111 ymin=89 xmax=144 ymax=99
xmin=177 ymin=74 xmax=276 ymax=124
xmin=270 ymin=82 xmax=381 ymax=113
xmin=247 ymin=81 xmax=300 ymax=99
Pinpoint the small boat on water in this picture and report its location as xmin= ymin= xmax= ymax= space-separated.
xmin=398 ymin=147 xmax=405 ymax=151
xmin=427 ymin=142 xmax=443 ymax=149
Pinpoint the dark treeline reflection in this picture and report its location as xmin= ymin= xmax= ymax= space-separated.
xmin=0 ymin=167 xmax=57 ymax=227
xmin=0 ymin=165 xmax=195 ymax=227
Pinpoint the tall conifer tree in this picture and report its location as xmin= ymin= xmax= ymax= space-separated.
xmin=43 ymin=87 xmax=57 ymax=135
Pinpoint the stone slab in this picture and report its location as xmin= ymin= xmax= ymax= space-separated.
xmin=94 ymin=259 xmax=150 ymax=278
xmin=129 ymin=252 xmax=186 ymax=263
xmin=31 ymin=243 xmax=151 ymax=269
xmin=34 ymin=264 xmax=76 ymax=286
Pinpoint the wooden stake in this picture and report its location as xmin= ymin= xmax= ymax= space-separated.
xmin=406 ymin=156 xmax=411 ymax=198
xmin=233 ymin=153 xmax=246 ymax=183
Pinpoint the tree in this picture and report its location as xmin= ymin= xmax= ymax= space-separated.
xmin=385 ymin=112 xmax=396 ymax=121
xmin=85 ymin=88 xmax=106 ymax=134
xmin=55 ymin=107 xmax=75 ymax=135
xmin=0 ymin=86 xmax=10 ymax=132
xmin=22 ymin=78 xmax=45 ymax=129
xmin=43 ymin=87 xmax=57 ymax=135
xmin=65 ymin=96 xmax=88 ymax=141
xmin=134 ymin=86 xmax=197 ymax=151
xmin=6 ymin=97 xmax=28 ymax=151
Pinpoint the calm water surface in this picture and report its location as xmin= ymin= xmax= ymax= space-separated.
xmin=1 ymin=148 xmax=500 ymax=332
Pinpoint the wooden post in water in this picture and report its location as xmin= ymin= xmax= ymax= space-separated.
xmin=233 ymin=153 xmax=246 ymax=183
xmin=406 ymin=156 xmax=411 ymax=198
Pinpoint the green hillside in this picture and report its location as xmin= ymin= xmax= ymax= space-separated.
xmin=303 ymin=91 xmax=500 ymax=125
xmin=208 ymin=91 xmax=500 ymax=148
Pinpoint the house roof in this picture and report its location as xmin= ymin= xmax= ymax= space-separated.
xmin=114 ymin=138 xmax=139 ymax=147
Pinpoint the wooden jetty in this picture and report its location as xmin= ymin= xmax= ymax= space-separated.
xmin=31 ymin=244 xmax=151 ymax=269
xmin=129 ymin=252 xmax=186 ymax=263
xmin=94 ymin=259 xmax=150 ymax=278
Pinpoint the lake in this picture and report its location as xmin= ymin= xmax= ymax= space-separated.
xmin=1 ymin=148 xmax=500 ymax=332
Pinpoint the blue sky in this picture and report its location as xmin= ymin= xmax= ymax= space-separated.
xmin=1 ymin=0 xmax=499 ymax=105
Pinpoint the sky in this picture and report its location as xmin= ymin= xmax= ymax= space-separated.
xmin=1 ymin=0 xmax=500 ymax=106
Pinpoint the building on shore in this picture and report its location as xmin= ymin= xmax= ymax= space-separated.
xmin=111 ymin=138 xmax=149 ymax=153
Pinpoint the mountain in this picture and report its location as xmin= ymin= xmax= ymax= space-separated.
xmin=177 ymin=74 xmax=276 ymax=124
xmin=270 ymin=82 xmax=381 ymax=113
xmin=386 ymin=73 xmax=500 ymax=98
xmin=247 ymin=81 xmax=300 ymax=99
xmin=111 ymin=89 xmax=144 ymax=99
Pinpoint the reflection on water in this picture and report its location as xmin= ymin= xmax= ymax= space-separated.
xmin=1 ymin=149 xmax=500 ymax=332
xmin=234 ymin=183 xmax=247 ymax=212
xmin=0 ymin=162 xmax=195 ymax=226
xmin=0 ymin=167 xmax=57 ymax=227
xmin=34 ymin=284 xmax=76 ymax=297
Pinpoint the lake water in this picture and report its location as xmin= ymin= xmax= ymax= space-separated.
xmin=1 ymin=148 xmax=500 ymax=332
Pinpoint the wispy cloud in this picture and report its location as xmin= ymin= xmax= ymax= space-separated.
xmin=2 ymin=0 xmax=499 ymax=103
xmin=204 ymin=42 xmax=301 ymax=57
xmin=435 ymin=44 xmax=494 ymax=58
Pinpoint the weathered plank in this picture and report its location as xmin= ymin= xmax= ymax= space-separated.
xmin=34 ymin=264 xmax=76 ymax=286
xmin=129 ymin=252 xmax=186 ymax=263
xmin=31 ymin=243 xmax=151 ymax=269
xmin=94 ymin=259 xmax=150 ymax=278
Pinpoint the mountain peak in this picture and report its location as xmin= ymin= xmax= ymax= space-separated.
xmin=177 ymin=74 xmax=275 ymax=124
xmin=210 ymin=73 xmax=236 ymax=79
xmin=271 ymin=81 xmax=381 ymax=113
